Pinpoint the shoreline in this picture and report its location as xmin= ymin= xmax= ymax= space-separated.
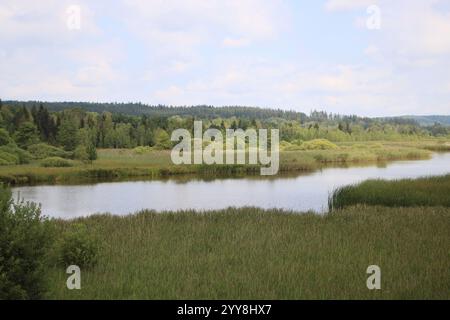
xmin=1 ymin=145 xmax=434 ymax=186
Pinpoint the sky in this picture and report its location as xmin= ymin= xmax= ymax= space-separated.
xmin=1 ymin=0 xmax=450 ymax=116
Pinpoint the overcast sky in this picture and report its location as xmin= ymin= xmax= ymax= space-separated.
xmin=1 ymin=0 xmax=450 ymax=116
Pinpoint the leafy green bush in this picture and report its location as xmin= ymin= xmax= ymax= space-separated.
xmin=281 ymin=141 xmax=303 ymax=151
xmin=0 ymin=144 xmax=31 ymax=165
xmin=27 ymin=143 xmax=71 ymax=160
xmin=40 ymin=157 xmax=74 ymax=167
xmin=0 ymin=128 xmax=13 ymax=146
xmin=0 ymin=150 xmax=19 ymax=165
xmin=59 ymin=224 xmax=99 ymax=268
xmin=86 ymin=143 xmax=97 ymax=161
xmin=133 ymin=146 xmax=154 ymax=154
xmin=0 ymin=185 xmax=55 ymax=299
xmin=74 ymin=145 xmax=89 ymax=161
xmin=300 ymin=139 xmax=338 ymax=150
xmin=74 ymin=144 xmax=97 ymax=162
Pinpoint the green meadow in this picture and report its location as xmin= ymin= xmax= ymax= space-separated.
xmin=46 ymin=205 xmax=450 ymax=300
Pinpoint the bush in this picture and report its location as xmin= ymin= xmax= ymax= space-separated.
xmin=133 ymin=146 xmax=154 ymax=154
xmin=59 ymin=224 xmax=99 ymax=268
xmin=0 ymin=144 xmax=31 ymax=165
xmin=74 ymin=145 xmax=89 ymax=161
xmin=0 ymin=150 xmax=19 ymax=165
xmin=74 ymin=144 xmax=97 ymax=162
xmin=27 ymin=143 xmax=71 ymax=160
xmin=0 ymin=186 xmax=55 ymax=299
xmin=300 ymin=139 xmax=338 ymax=150
xmin=40 ymin=157 xmax=74 ymax=167
xmin=86 ymin=143 xmax=97 ymax=161
xmin=0 ymin=128 xmax=13 ymax=146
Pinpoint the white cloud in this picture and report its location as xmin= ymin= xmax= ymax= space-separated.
xmin=1 ymin=0 xmax=449 ymax=116
xmin=120 ymin=0 xmax=288 ymax=50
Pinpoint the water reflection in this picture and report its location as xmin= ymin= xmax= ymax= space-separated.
xmin=12 ymin=153 xmax=450 ymax=218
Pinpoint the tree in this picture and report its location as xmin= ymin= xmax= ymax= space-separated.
xmin=13 ymin=122 xmax=40 ymax=148
xmin=154 ymin=128 xmax=171 ymax=149
xmin=87 ymin=142 xmax=97 ymax=161
xmin=0 ymin=128 xmax=12 ymax=146
xmin=57 ymin=118 xmax=78 ymax=151
xmin=33 ymin=104 xmax=55 ymax=142
xmin=74 ymin=145 xmax=89 ymax=161
xmin=0 ymin=186 xmax=55 ymax=299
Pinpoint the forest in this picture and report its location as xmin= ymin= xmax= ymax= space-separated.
xmin=1 ymin=99 xmax=449 ymax=167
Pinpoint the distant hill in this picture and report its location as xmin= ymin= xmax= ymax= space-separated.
xmin=398 ymin=115 xmax=450 ymax=126
xmin=2 ymin=100 xmax=449 ymax=126
xmin=1 ymin=100 xmax=307 ymax=121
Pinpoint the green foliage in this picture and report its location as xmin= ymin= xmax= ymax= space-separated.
xmin=0 ymin=150 xmax=19 ymax=165
xmin=74 ymin=145 xmax=89 ymax=161
xmin=87 ymin=143 xmax=97 ymax=161
xmin=27 ymin=143 xmax=71 ymax=159
xmin=74 ymin=143 xmax=97 ymax=162
xmin=57 ymin=118 xmax=78 ymax=151
xmin=2 ymin=101 xmax=449 ymax=153
xmin=58 ymin=224 xmax=99 ymax=268
xmin=153 ymin=128 xmax=171 ymax=149
xmin=300 ymin=139 xmax=338 ymax=150
xmin=0 ymin=128 xmax=13 ymax=146
xmin=329 ymin=174 xmax=450 ymax=210
xmin=40 ymin=157 xmax=74 ymax=168
xmin=133 ymin=146 xmax=154 ymax=154
xmin=13 ymin=122 xmax=40 ymax=148
xmin=0 ymin=186 xmax=55 ymax=299
xmin=0 ymin=144 xmax=31 ymax=165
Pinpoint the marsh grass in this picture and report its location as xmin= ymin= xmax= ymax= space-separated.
xmin=329 ymin=175 xmax=450 ymax=210
xmin=0 ymin=142 xmax=434 ymax=185
xmin=46 ymin=206 xmax=450 ymax=299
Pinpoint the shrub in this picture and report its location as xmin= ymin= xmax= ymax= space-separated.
xmin=133 ymin=146 xmax=154 ymax=154
xmin=74 ymin=145 xmax=89 ymax=161
xmin=40 ymin=157 xmax=74 ymax=167
xmin=282 ymin=143 xmax=303 ymax=151
xmin=0 ymin=144 xmax=31 ymax=165
xmin=300 ymin=139 xmax=338 ymax=150
xmin=74 ymin=144 xmax=97 ymax=162
xmin=27 ymin=143 xmax=71 ymax=160
xmin=0 ymin=186 xmax=55 ymax=299
xmin=86 ymin=143 xmax=97 ymax=161
xmin=0 ymin=150 xmax=19 ymax=165
xmin=291 ymin=139 xmax=304 ymax=146
xmin=59 ymin=224 xmax=99 ymax=268
xmin=0 ymin=128 xmax=13 ymax=146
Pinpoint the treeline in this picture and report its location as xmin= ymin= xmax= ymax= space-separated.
xmin=2 ymin=100 xmax=308 ymax=121
xmin=0 ymin=100 xmax=449 ymax=162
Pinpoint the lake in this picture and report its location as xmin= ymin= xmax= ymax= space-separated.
xmin=12 ymin=153 xmax=450 ymax=218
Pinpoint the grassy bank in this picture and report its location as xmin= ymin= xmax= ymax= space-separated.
xmin=0 ymin=141 xmax=433 ymax=185
xmin=329 ymin=174 xmax=450 ymax=210
xmin=46 ymin=206 xmax=450 ymax=299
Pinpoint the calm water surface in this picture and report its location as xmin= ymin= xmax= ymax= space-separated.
xmin=12 ymin=153 xmax=450 ymax=218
